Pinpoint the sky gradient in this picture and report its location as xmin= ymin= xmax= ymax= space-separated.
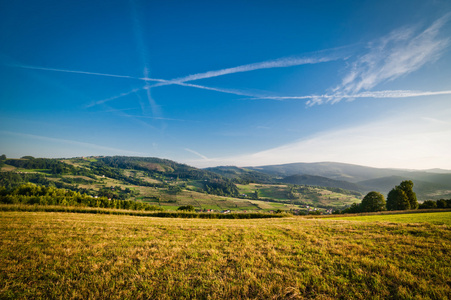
xmin=1 ymin=0 xmax=451 ymax=169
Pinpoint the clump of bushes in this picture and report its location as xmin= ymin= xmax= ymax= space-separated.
xmin=419 ymin=199 xmax=450 ymax=209
xmin=0 ymin=183 xmax=162 ymax=211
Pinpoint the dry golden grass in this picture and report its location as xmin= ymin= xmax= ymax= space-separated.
xmin=0 ymin=165 xmax=17 ymax=172
xmin=1 ymin=211 xmax=450 ymax=299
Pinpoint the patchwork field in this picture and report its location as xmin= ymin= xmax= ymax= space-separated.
xmin=237 ymin=183 xmax=361 ymax=208
xmin=1 ymin=157 xmax=364 ymax=212
xmin=1 ymin=211 xmax=450 ymax=299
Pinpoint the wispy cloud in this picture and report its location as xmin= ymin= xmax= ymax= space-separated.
xmin=130 ymin=0 xmax=161 ymax=117
xmin=134 ymin=116 xmax=192 ymax=122
xmin=10 ymin=64 xmax=139 ymax=80
xmin=147 ymin=49 xmax=348 ymax=89
xmin=171 ymin=81 xmax=265 ymax=97
xmin=185 ymin=148 xmax=209 ymax=160
xmin=0 ymin=130 xmax=146 ymax=155
xmin=9 ymin=61 xmax=264 ymax=108
xmin=85 ymin=80 xmax=260 ymax=109
xmin=100 ymin=104 xmax=158 ymax=131
xmin=325 ymin=13 xmax=451 ymax=104
xmin=249 ymin=89 xmax=451 ymax=106
xmin=9 ymin=46 xmax=351 ymax=106
xmin=85 ymin=87 xmax=144 ymax=108
xmin=184 ymin=111 xmax=451 ymax=169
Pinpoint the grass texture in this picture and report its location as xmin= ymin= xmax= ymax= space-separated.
xmin=1 ymin=211 xmax=450 ymax=299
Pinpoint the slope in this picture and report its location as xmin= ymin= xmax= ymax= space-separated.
xmin=280 ymin=174 xmax=367 ymax=193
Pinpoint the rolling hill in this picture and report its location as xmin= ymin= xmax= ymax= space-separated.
xmin=279 ymin=174 xmax=366 ymax=193
xmin=204 ymin=166 xmax=275 ymax=184
xmin=1 ymin=156 xmax=365 ymax=211
xmin=246 ymin=162 xmax=401 ymax=182
xmin=246 ymin=162 xmax=451 ymax=200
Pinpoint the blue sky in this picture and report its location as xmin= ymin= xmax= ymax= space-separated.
xmin=1 ymin=0 xmax=451 ymax=169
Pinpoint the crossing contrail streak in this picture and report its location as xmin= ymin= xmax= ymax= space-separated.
xmin=146 ymin=55 xmax=342 ymax=89
xmin=13 ymin=64 xmax=136 ymax=79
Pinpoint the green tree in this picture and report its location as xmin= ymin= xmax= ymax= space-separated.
xmin=0 ymin=154 xmax=5 ymax=168
xmin=436 ymin=199 xmax=448 ymax=208
xmin=177 ymin=205 xmax=195 ymax=211
xmin=419 ymin=200 xmax=437 ymax=209
xmin=386 ymin=186 xmax=410 ymax=211
xmin=360 ymin=191 xmax=386 ymax=212
xmin=342 ymin=202 xmax=361 ymax=214
xmin=399 ymin=180 xmax=418 ymax=209
xmin=252 ymin=189 xmax=259 ymax=200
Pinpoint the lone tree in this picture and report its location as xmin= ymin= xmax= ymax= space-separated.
xmin=399 ymin=180 xmax=418 ymax=209
xmin=360 ymin=191 xmax=386 ymax=212
xmin=387 ymin=180 xmax=417 ymax=211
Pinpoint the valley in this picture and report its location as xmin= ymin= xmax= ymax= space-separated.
xmin=1 ymin=155 xmax=451 ymax=214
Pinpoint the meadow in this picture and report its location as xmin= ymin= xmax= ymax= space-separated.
xmin=329 ymin=211 xmax=451 ymax=225
xmin=1 ymin=210 xmax=450 ymax=299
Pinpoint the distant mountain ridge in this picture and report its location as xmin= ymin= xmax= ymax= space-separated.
xmin=246 ymin=162 xmax=411 ymax=182
xmin=203 ymin=166 xmax=275 ymax=184
xmin=243 ymin=162 xmax=451 ymax=200
xmin=279 ymin=174 xmax=366 ymax=193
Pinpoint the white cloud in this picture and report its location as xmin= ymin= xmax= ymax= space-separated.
xmin=326 ymin=13 xmax=451 ymax=104
xmin=249 ymin=89 xmax=451 ymax=105
xmin=147 ymin=48 xmax=349 ymax=89
xmin=185 ymin=113 xmax=451 ymax=170
xmin=163 ymin=57 xmax=336 ymax=84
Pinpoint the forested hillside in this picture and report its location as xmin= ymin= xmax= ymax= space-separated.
xmin=0 ymin=156 xmax=365 ymax=212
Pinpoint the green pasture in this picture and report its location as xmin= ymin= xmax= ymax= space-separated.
xmin=330 ymin=211 xmax=451 ymax=225
xmin=0 ymin=211 xmax=449 ymax=299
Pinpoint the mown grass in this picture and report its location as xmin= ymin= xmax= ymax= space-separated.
xmin=330 ymin=211 xmax=451 ymax=225
xmin=0 ymin=204 xmax=288 ymax=219
xmin=1 ymin=211 xmax=450 ymax=299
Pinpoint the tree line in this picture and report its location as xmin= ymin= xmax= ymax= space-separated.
xmin=0 ymin=183 xmax=163 ymax=211
xmin=339 ymin=180 xmax=450 ymax=213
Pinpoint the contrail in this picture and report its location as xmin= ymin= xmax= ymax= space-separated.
xmin=0 ymin=130 xmax=146 ymax=155
xmin=130 ymin=0 xmax=161 ymax=117
xmin=185 ymin=148 xmax=209 ymax=160
xmin=85 ymin=87 xmax=143 ymax=108
xmin=12 ymin=64 xmax=135 ymax=79
xmin=247 ymin=89 xmax=451 ymax=106
xmin=101 ymin=104 xmax=158 ymax=131
xmin=146 ymin=44 xmax=357 ymax=87
xmin=12 ymin=63 xmax=258 ymax=104
xmin=11 ymin=63 xmax=167 ymax=83
xmin=147 ymin=55 xmax=343 ymax=89
xmin=86 ymin=81 xmax=262 ymax=108
xmin=174 ymin=81 xmax=263 ymax=97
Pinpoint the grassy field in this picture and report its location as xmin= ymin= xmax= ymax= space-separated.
xmin=237 ymin=183 xmax=361 ymax=209
xmin=1 ymin=210 xmax=450 ymax=299
xmin=329 ymin=211 xmax=451 ymax=225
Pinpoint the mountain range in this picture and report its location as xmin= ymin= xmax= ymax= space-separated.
xmin=1 ymin=156 xmax=450 ymax=205
xmin=242 ymin=162 xmax=451 ymax=200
